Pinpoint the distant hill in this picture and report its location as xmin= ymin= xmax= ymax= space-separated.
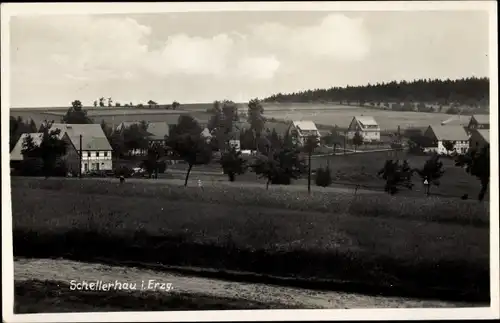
xmin=263 ymin=77 xmax=489 ymax=112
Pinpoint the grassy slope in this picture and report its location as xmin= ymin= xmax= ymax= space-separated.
xmin=15 ymin=280 xmax=283 ymax=313
xmin=11 ymin=178 xmax=490 ymax=302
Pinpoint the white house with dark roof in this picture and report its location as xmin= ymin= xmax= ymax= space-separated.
xmin=346 ymin=116 xmax=380 ymax=142
xmin=49 ymin=123 xmax=113 ymax=172
xmin=424 ymin=125 xmax=470 ymax=155
xmin=289 ymin=120 xmax=321 ymax=145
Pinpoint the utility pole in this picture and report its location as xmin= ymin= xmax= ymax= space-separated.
xmin=79 ymin=134 xmax=83 ymax=178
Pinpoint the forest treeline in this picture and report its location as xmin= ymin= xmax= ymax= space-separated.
xmin=263 ymin=77 xmax=489 ymax=109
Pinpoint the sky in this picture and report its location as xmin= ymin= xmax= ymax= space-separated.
xmin=9 ymin=10 xmax=491 ymax=107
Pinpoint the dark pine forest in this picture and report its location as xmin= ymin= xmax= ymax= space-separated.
xmin=263 ymin=77 xmax=489 ymax=113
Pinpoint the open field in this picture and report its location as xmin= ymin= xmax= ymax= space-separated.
xmin=10 ymin=102 xmax=479 ymax=131
xmin=11 ymin=177 xmax=489 ymax=302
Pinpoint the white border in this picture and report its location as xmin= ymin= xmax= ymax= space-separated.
xmin=2 ymin=1 xmax=499 ymax=322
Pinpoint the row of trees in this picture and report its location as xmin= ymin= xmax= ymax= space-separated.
xmin=90 ymin=98 xmax=181 ymax=110
xmin=263 ymin=77 xmax=489 ymax=109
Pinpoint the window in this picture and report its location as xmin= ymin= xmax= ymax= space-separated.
xmin=84 ymin=163 xmax=88 ymax=172
xmin=96 ymin=152 xmax=100 ymax=157
xmin=87 ymin=152 xmax=91 ymax=157
xmin=104 ymin=152 xmax=108 ymax=157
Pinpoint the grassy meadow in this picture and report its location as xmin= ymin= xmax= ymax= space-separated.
xmin=11 ymin=177 xmax=490 ymax=302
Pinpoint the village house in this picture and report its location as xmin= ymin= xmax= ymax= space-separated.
xmin=288 ymin=120 xmax=321 ymax=146
xmin=469 ymin=129 xmax=490 ymax=151
xmin=49 ymin=123 xmax=113 ymax=173
xmin=423 ymin=125 xmax=470 ymax=155
xmin=467 ymin=114 xmax=490 ymax=132
xmin=346 ymin=116 xmax=381 ymax=142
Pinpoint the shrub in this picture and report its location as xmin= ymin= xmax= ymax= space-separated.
xmin=315 ymin=166 xmax=332 ymax=187
xmin=157 ymin=161 xmax=167 ymax=173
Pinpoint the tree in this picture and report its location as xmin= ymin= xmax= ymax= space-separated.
xmin=352 ymin=131 xmax=364 ymax=151
xmin=315 ymin=165 xmax=333 ymax=187
xmin=304 ymin=135 xmax=320 ymax=194
xmin=250 ymin=145 xmax=306 ymax=190
xmin=414 ymin=154 xmax=445 ymax=196
xmin=207 ymin=101 xmax=223 ymax=131
xmin=220 ymin=146 xmax=247 ymax=182
xmin=455 ymin=145 xmax=490 ymax=201
xmin=10 ymin=116 xmax=38 ymax=151
xmin=442 ymin=140 xmax=455 ymax=155
xmin=123 ymin=124 xmax=149 ymax=156
xmin=172 ymin=101 xmax=180 ymax=110
xmin=63 ymin=100 xmax=92 ymax=124
xmin=166 ymin=133 xmax=212 ymax=186
xmin=323 ymin=126 xmax=343 ymax=153
xmin=107 ymin=97 xmax=113 ymax=107
xmin=24 ymin=128 xmax=67 ymax=178
xmin=100 ymin=120 xmax=113 ymax=139
xmin=99 ymin=97 xmax=105 ymax=107
xmin=240 ymin=128 xmax=256 ymax=150
xmin=141 ymin=143 xmax=165 ymax=179
xmin=147 ymin=100 xmax=158 ymax=108
xmin=377 ymin=159 xmax=415 ymax=194
xmin=247 ymin=98 xmax=265 ymax=137
xmin=170 ymin=115 xmax=202 ymax=138
xmin=93 ymin=100 xmax=98 ymax=107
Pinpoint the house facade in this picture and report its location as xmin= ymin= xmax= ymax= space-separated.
xmin=469 ymin=129 xmax=489 ymax=151
xmin=346 ymin=116 xmax=380 ymax=142
xmin=423 ymin=125 xmax=470 ymax=155
xmin=50 ymin=123 xmax=113 ymax=173
xmin=289 ymin=121 xmax=321 ymax=146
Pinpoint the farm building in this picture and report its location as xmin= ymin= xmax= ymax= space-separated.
xmin=440 ymin=115 xmax=471 ymax=127
xmin=49 ymin=123 xmax=113 ymax=173
xmin=346 ymin=116 xmax=380 ymax=142
xmin=289 ymin=120 xmax=321 ymax=146
xmin=469 ymin=129 xmax=490 ymax=151
xmin=423 ymin=125 xmax=470 ymax=155
xmin=467 ymin=114 xmax=490 ymax=131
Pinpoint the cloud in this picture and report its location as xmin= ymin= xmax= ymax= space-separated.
xmin=251 ymin=14 xmax=370 ymax=61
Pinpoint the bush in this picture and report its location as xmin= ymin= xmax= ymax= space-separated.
xmin=114 ymin=165 xmax=134 ymax=178
xmin=315 ymin=166 xmax=332 ymax=187
xmin=157 ymin=161 xmax=167 ymax=173
xmin=19 ymin=158 xmax=44 ymax=177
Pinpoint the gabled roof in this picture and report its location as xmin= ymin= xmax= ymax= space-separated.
xmin=292 ymin=120 xmax=318 ymax=131
xmin=354 ymin=116 xmax=379 ymax=128
xmin=471 ymin=114 xmax=490 ymax=125
xmin=10 ymin=133 xmax=44 ymax=161
xmin=145 ymin=122 xmax=170 ymax=140
xmin=474 ymin=129 xmax=490 ymax=143
xmin=428 ymin=125 xmax=469 ymax=141
xmin=49 ymin=123 xmax=112 ymax=151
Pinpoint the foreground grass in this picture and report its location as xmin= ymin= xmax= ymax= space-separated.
xmin=15 ymin=280 xmax=282 ymax=313
xmin=11 ymin=178 xmax=490 ymax=302
xmin=11 ymin=177 xmax=489 ymax=227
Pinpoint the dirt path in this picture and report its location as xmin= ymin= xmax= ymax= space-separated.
xmin=15 ymin=259 xmax=474 ymax=309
